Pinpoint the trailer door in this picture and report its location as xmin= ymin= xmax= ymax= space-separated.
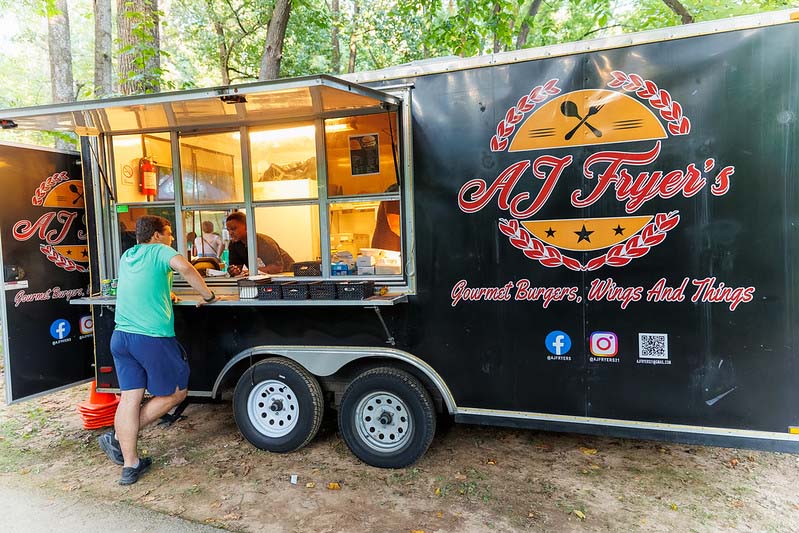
xmin=1 ymin=143 xmax=94 ymax=403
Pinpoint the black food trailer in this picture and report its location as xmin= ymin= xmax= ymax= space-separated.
xmin=2 ymin=9 xmax=799 ymax=468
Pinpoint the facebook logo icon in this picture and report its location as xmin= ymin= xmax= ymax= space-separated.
xmin=545 ymin=330 xmax=571 ymax=356
xmin=50 ymin=319 xmax=71 ymax=340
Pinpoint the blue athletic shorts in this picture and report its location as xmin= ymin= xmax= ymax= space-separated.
xmin=110 ymin=330 xmax=190 ymax=396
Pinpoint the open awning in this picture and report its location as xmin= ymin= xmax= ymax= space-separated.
xmin=0 ymin=75 xmax=400 ymax=135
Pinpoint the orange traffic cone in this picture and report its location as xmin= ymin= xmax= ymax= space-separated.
xmin=77 ymin=381 xmax=119 ymax=430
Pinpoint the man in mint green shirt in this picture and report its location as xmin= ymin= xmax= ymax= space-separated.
xmin=99 ymin=215 xmax=219 ymax=485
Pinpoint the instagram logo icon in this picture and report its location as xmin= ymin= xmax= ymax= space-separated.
xmin=590 ymin=332 xmax=618 ymax=357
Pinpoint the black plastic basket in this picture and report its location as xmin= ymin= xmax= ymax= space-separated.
xmin=292 ymin=261 xmax=322 ymax=277
xmin=257 ymin=283 xmax=282 ymax=300
xmin=281 ymin=281 xmax=309 ymax=300
xmin=309 ymin=281 xmax=337 ymax=300
xmin=336 ymin=281 xmax=375 ymax=300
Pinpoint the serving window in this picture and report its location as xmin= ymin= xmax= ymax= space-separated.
xmin=105 ymin=84 xmax=408 ymax=287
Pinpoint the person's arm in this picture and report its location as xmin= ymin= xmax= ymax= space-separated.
xmin=256 ymin=235 xmax=284 ymax=274
xmin=169 ymin=254 xmax=218 ymax=305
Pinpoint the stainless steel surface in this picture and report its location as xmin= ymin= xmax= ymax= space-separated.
xmin=69 ymin=294 xmax=408 ymax=306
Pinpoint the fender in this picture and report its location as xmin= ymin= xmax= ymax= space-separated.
xmin=212 ymin=345 xmax=457 ymax=413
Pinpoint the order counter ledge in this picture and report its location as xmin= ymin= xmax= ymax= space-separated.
xmin=69 ymin=293 xmax=408 ymax=307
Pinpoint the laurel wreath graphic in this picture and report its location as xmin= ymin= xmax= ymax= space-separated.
xmin=40 ymin=244 xmax=88 ymax=273
xmin=498 ymin=211 xmax=681 ymax=271
xmin=490 ymin=78 xmax=561 ymax=152
xmin=607 ymin=70 xmax=691 ymax=136
xmin=32 ymin=171 xmax=71 ymax=206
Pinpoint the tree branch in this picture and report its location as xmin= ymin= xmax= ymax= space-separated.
xmin=662 ymin=0 xmax=694 ymax=24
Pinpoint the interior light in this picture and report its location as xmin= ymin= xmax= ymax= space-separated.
xmin=249 ymin=125 xmax=316 ymax=142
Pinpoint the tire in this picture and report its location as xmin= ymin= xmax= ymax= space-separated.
xmin=233 ymin=358 xmax=324 ymax=453
xmin=338 ymin=367 xmax=436 ymax=468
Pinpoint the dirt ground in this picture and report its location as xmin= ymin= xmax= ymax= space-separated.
xmin=1 ymin=372 xmax=799 ymax=532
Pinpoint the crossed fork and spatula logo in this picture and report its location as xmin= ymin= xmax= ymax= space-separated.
xmin=560 ymin=100 xmax=605 ymax=140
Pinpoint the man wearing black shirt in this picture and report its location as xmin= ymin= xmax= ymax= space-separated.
xmin=225 ymin=211 xmax=294 ymax=275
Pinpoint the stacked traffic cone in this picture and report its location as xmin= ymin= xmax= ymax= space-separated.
xmin=77 ymin=381 xmax=119 ymax=430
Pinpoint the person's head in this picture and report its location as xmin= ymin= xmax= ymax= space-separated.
xmin=136 ymin=215 xmax=173 ymax=245
xmin=201 ymin=220 xmax=214 ymax=234
xmin=225 ymin=211 xmax=247 ymax=242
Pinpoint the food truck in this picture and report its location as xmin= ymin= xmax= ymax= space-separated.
xmin=2 ymin=9 xmax=799 ymax=468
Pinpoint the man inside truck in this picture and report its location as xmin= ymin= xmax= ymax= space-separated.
xmin=225 ymin=211 xmax=294 ymax=276
xmin=98 ymin=215 xmax=219 ymax=485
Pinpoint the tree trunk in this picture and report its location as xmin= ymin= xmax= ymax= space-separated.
xmin=515 ymin=0 xmax=542 ymax=50
xmin=259 ymin=0 xmax=292 ymax=80
xmin=94 ymin=0 xmax=113 ymax=97
xmin=117 ymin=0 xmax=161 ymax=94
xmin=48 ymin=0 xmax=74 ymax=104
xmin=662 ymin=0 xmax=693 ymax=24
xmin=492 ymin=2 xmax=501 ymax=54
xmin=205 ymin=0 xmax=230 ymax=85
xmin=144 ymin=0 xmax=161 ymax=90
xmin=347 ymin=0 xmax=359 ymax=73
xmin=330 ymin=0 xmax=341 ymax=74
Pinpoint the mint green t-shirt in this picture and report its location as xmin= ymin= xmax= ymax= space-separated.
xmin=115 ymin=243 xmax=180 ymax=337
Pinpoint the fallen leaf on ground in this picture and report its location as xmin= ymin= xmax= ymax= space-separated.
xmin=670 ymin=503 xmax=678 ymax=511
xmin=579 ymin=447 xmax=597 ymax=455
xmin=410 ymin=530 xmax=424 ymax=533
xmin=222 ymin=513 xmax=241 ymax=521
xmin=306 ymin=482 xmax=316 ymax=488
xmin=327 ymin=482 xmax=341 ymax=490
xmin=436 ymin=512 xmax=443 ymax=518
xmin=572 ymin=509 xmax=586 ymax=520
xmin=434 ymin=487 xmax=441 ymax=496
xmin=454 ymin=472 xmax=467 ymax=481
xmin=486 ymin=458 xmax=496 ymax=465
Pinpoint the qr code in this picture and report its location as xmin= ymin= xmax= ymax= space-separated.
xmin=639 ymin=333 xmax=668 ymax=359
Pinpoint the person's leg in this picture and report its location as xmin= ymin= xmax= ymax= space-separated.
xmin=138 ymin=386 xmax=188 ymax=427
xmin=115 ymin=387 xmax=145 ymax=467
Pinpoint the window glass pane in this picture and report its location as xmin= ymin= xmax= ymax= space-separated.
xmin=117 ymin=206 xmax=177 ymax=257
xmin=179 ymin=131 xmax=243 ymax=205
xmin=325 ymin=112 xmax=399 ymax=197
xmin=246 ymin=206 xmax=319 ymax=275
xmin=111 ymin=133 xmax=172 ymax=203
xmin=182 ymin=210 xmax=228 ymax=262
xmin=250 ymin=123 xmax=318 ymax=201
xmin=330 ymin=200 xmax=402 ymax=276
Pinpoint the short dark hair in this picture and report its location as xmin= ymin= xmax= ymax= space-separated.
xmin=226 ymin=211 xmax=246 ymax=225
xmin=136 ymin=215 xmax=170 ymax=243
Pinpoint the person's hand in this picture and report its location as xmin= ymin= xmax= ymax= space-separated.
xmin=195 ymin=292 xmax=224 ymax=307
xmin=171 ymin=291 xmax=180 ymax=303
xmin=228 ymin=264 xmax=242 ymax=276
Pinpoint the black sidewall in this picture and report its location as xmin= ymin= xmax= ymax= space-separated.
xmin=233 ymin=361 xmax=317 ymax=453
xmin=340 ymin=373 xmax=434 ymax=468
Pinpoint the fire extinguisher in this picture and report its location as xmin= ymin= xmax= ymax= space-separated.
xmin=139 ymin=157 xmax=157 ymax=196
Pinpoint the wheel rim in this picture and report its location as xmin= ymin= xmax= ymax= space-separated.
xmin=247 ymin=380 xmax=300 ymax=438
xmin=354 ymin=391 xmax=413 ymax=453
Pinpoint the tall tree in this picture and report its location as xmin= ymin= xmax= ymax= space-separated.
xmin=94 ymin=0 xmax=113 ymax=97
xmin=47 ymin=0 xmax=75 ymax=103
xmin=515 ymin=0 xmax=542 ymax=50
xmin=47 ymin=0 xmax=75 ymax=149
xmin=330 ymin=0 xmax=341 ymax=74
xmin=347 ymin=0 xmax=359 ymax=73
xmin=259 ymin=0 xmax=292 ymax=80
xmin=662 ymin=0 xmax=694 ymax=24
xmin=117 ymin=0 xmax=162 ymax=94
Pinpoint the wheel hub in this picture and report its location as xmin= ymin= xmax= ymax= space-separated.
xmin=354 ymin=391 xmax=412 ymax=453
xmin=247 ymin=380 xmax=300 ymax=438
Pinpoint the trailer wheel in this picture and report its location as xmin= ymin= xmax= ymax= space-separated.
xmin=233 ymin=358 xmax=324 ymax=453
xmin=338 ymin=367 xmax=436 ymax=468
